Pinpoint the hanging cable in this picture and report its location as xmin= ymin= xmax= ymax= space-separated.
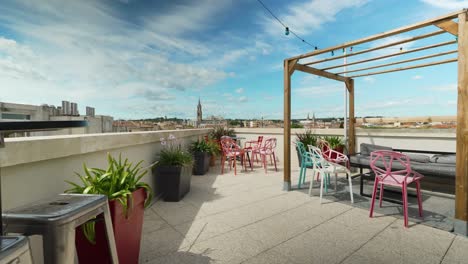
xmin=256 ymin=0 xmax=318 ymax=49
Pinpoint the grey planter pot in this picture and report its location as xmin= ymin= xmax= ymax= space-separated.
xmin=193 ymin=152 xmax=211 ymax=175
xmin=153 ymin=165 xmax=192 ymax=202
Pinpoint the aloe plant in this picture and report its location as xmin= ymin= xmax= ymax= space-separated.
xmin=323 ymin=136 xmax=345 ymax=149
xmin=65 ymin=153 xmax=153 ymax=243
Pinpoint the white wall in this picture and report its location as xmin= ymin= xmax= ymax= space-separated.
xmin=235 ymin=128 xmax=456 ymax=169
xmin=0 ymin=129 xmax=211 ymax=210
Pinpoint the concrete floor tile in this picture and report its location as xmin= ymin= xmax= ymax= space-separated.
xmin=441 ymin=235 xmax=468 ymax=263
xmin=139 ymin=226 xmax=186 ymax=262
xmin=188 ymin=229 xmax=266 ymax=264
xmin=242 ymin=248 xmax=299 ymax=264
xmin=342 ymin=251 xmax=442 ymax=264
xmin=366 ymin=220 xmax=455 ymax=257
xmin=173 ymin=218 xmax=234 ymax=248
xmin=154 ymin=204 xmax=207 ymax=226
xmin=144 ymin=250 xmax=216 ymax=264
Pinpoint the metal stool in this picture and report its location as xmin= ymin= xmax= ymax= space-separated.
xmin=2 ymin=194 xmax=119 ymax=264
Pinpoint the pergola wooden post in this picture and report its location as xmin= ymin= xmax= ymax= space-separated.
xmin=283 ymin=9 xmax=468 ymax=236
xmin=455 ymin=11 xmax=468 ymax=235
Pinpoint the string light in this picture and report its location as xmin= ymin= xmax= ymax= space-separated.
xmin=331 ymin=50 xmax=334 ymax=56
xmin=285 ymin=27 xmax=289 ymax=35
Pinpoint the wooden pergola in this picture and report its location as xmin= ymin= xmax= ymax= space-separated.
xmin=283 ymin=9 xmax=468 ymax=235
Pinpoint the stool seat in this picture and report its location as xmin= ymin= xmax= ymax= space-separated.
xmin=4 ymin=194 xmax=106 ymax=225
xmin=3 ymin=194 xmax=119 ymax=264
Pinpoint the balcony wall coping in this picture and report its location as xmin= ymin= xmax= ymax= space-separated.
xmin=0 ymin=129 xmax=211 ymax=167
xmin=235 ymin=128 xmax=455 ymax=139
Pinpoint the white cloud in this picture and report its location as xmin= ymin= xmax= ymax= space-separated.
xmin=260 ymin=0 xmax=369 ymax=36
xmin=412 ymin=75 xmax=423 ymax=80
xmin=420 ymin=0 xmax=468 ymax=9
xmin=363 ymin=77 xmax=376 ymax=83
xmin=239 ymin=96 xmax=248 ymax=102
xmin=427 ymin=83 xmax=457 ymax=92
xmin=294 ymin=83 xmax=344 ymax=97
xmin=0 ymin=0 xmax=236 ymax=118
xmin=235 ymin=88 xmax=244 ymax=94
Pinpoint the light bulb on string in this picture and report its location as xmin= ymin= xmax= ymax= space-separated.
xmin=331 ymin=50 xmax=334 ymax=56
xmin=285 ymin=27 xmax=290 ymax=35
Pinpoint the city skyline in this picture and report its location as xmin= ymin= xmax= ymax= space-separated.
xmin=0 ymin=0 xmax=464 ymax=120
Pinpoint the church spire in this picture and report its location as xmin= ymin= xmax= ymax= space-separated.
xmin=197 ymin=97 xmax=202 ymax=128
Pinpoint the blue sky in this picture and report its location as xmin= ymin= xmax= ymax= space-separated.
xmin=0 ymin=0 xmax=466 ymax=120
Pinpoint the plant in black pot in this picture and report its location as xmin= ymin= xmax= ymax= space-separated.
xmin=207 ymin=138 xmax=221 ymax=166
xmin=153 ymin=134 xmax=193 ymax=202
xmin=295 ymin=129 xmax=320 ymax=167
xmin=65 ymin=153 xmax=153 ymax=264
xmin=189 ymin=139 xmax=211 ymax=175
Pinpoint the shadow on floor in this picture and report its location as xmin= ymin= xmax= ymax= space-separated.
xmin=292 ymin=176 xmax=454 ymax=232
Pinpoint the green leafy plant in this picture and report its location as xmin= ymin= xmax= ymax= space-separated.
xmin=157 ymin=134 xmax=193 ymax=166
xmin=189 ymin=140 xmax=211 ymax=153
xmin=323 ymin=136 xmax=345 ymax=149
xmin=295 ymin=129 xmax=320 ymax=147
xmin=206 ymin=139 xmax=221 ymax=156
xmin=65 ymin=153 xmax=153 ymax=243
xmin=210 ymin=126 xmax=236 ymax=141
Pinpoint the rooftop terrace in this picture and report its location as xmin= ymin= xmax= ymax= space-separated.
xmin=140 ymin=161 xmax=468 ymax=264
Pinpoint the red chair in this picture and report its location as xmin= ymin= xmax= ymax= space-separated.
xmin=259 ymin=138 xmax=278 ymax=173
xmin=369 ymin=150 xmax=424 ymax=227
xmin=220 ymin=137 xmax=247 ymax=175
xmin=244 ymin=136 xmax=263 ymax=166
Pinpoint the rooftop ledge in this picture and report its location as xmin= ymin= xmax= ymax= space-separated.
xmin=0 ymin=129 xmax=211 ymax=167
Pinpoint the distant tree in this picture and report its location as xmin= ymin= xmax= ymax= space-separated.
xmin=291 ymin=123 xmax=304 ymax=128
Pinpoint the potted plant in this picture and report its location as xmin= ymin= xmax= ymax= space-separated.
xmin=65 ymin=153 xmax=153 ymax=264
xmin=189 ymin=139 xmax=211 ymax=175
xmin=210 ymin=126 xmax=236 ymax=142
xmin=153 ymin=134 xmax=193 ymax=202
xmin=295 ymin=129 xmax=320 ymax=167
xmin=323 ymin=135 xmax=346 ymax=153
xmin=207 ymin=138 xmax=221 ymax=166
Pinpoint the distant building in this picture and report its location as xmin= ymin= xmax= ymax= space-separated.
xmin=197 ymin=98 xmax=202 ymax=128
xmin=0 ymin=101 xmax=113 ymax=137
xmin=113 ymin=121 xmax=157 ymax=132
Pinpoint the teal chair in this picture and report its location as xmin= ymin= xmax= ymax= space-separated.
xmin=296 ymin=142 xmax=314 ymax=188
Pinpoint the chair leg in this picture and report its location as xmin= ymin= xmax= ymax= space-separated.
xmin=379 ymin=183 xmax=384 ymax=208
xmin=403 ymin=184 xmax=409 ymax=228
xmin=347 ymin=172 xmax=354 ymax=203
xmin=319 ymin=172 xmax=325 ymax=204
xmin=416 ymin=181 xmax=423 ymax=217
xmin=221 ymin=156 xmax=225 ymax=174
xmin=272 ymin=153 xmax=278 ymax=171
xmin=334 ymin=173 xmax=338 ymax=192
xmin=309 ymin=170 xmax=315 ymax=196
xmin=233 ymin=156 xmax=237 ymax=175
xmin=369 ymin=178 xmax=379 ymax=218
xmin=298 ymin=165 xmax=303 ymax=188
xmin=262 ymin=155 xmax=267 ymax=173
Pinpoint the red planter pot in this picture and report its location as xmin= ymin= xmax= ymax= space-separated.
xmin=75 ymin=188 xmax=147 ymax=264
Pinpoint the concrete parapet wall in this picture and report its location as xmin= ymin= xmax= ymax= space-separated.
xmin=0 ymin=129 xmax=211 ymax=210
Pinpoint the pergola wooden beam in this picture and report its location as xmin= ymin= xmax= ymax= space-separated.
xmin=335 ymin=50 xmax=458 ymax=75
xmin=348 ymin=57 xmax=457 ymax=78
xmin=304 ymin=30 xmax=446 ymax=66
xmin=288 ymin=10 xmax=464 ymax=61
xmin=321 ymin=40 xmax=457 ymax=71
xmin=435 ymin=19 xmax=459 ymax=36
xmin=294 ymin=64 xmax=348 ymax=82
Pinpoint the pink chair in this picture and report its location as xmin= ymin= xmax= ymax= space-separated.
xmin=244 ymin=136 xmax=263 ymax=165
xmin=220 ymin=137 xmax=247 ymax=175
xmin=369 ymin=150 xmax=424 ymax=227
xmin=317 ymin=139 xmax=349 ymax=167
xmin=259 ymin=138 xmax=278 ymax=173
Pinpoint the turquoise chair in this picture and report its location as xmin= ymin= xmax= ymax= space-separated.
xmin=296 ymin=142 xmax=314 ymax=188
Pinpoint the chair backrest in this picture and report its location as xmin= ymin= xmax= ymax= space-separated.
xmin=370 ymin=150 xmax=411 ymax=184
xmin=296 ymin=142 xmax=307 ymax=157
xmin=317 ymin=138 xmax=331 ymax=153
xmin=307 ymin=145 xmax=326 ymax=169
xmin=257 ymin=136 xmax=264 ymax=145
xmin=221 ymin=137 xmax=241 ymax=155
xmin=262 ymin=138 xmax=276 ymax=154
